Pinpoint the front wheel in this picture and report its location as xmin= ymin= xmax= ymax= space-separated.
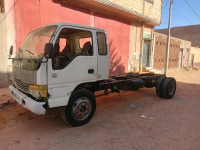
xmin=61 ymin=89 xmax=96 ymax=127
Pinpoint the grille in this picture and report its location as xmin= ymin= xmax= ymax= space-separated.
xmin=15 ymin=79 xmax=29 ymax=93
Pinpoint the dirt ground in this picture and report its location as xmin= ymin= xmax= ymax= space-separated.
xmin=0 ymin=69 xmax=200 ymax=150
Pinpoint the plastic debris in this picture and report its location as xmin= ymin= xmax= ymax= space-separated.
xmin=141 ymin=115 xmax=146 ymax=118
xmin=129 ymin=104 xmax=136 ymax=109
xmin=149 ymin=117 xmax=154 ymax=120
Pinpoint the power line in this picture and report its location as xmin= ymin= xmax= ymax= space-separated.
xmin=184 ymin=0 xmax=200 ymax=21
xmin=163 ymin=0 xmax=169 ymax=12
xmin=161 ymin=22 xmax=168 ymax=25
xmin=172 ymin=8 xmax=194 ymax=25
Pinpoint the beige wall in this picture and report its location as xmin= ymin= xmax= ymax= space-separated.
xmin=191 ymin=47 xmax=200 ymax=63
xmin=93 ymin=0 xmax=162 ymax=25
xmin=129 ymin=21 xmax=142 ymax=71
xmin=0 ymin=0 xmax=15 ymax=86
xmin=0 ymin=12 xmax=8 ymax=86
xmin=172 ymin=37 xmax=191 ymax=67
xmin=129 ymin=22 xmax=154 ymax=71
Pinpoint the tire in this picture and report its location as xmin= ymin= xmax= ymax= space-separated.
xmin=156 ymin=76 xmax=166 ymax=98
xmin=61 ymin=89 xmax=96 ymax=127
xmin=162 ymin=77 xmax=176 ymax=99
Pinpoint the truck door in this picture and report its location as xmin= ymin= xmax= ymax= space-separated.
xmin=96 ymin=32 xmax=109 ymax=80
xmin=47 ymin=27 xmax=97 ymax=85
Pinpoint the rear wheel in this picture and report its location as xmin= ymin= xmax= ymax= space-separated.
xmin=156 ymin=76 xmax=166 ymax=98
xmin=61 ymin=89 xmax=96 ymax=127
xmin=162 ymin=77 xmax=176 ymax=99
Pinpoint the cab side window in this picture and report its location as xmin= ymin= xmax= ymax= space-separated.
xmin=53 ymin=28 xmax=93 ymax=70
xmin=97 ymin=32 xmax=107 ymax=55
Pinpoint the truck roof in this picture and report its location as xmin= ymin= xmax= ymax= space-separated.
xmin=41 ymin=22 xmax=106 ymax=32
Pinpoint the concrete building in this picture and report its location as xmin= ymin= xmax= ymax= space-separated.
xmin=156 ymin=25 xmax=200 ymax=48
xmin=191 ymin=47 xmax=200 ymax=67
xmin=0 ymin=0 xmax=163 ymax=86
xmin=156 ymin=25 xmax=200 ymax=66
xmin=153 ymin=32 xmax=191 ymax=70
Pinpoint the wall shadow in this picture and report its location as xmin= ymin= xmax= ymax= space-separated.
xmin=109 ymin=40 xmax=126 ymax=76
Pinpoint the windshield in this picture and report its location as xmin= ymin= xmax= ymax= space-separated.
xmin=16 ymin=25 xmax=57 ymax=60
xmin=13 ymin=25 xmax=57 ymax=71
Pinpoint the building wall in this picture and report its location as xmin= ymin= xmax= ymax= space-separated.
xmin=156 ymin=25 xmax=200 ymax=47
xmin=94 ymin=0 xmax=162 ymax=25
xmin=0 ymin=0 xmax=15 ymax=87
xmin=153 ymin=32 xmax=191 ymax=70
xmin=129 ymin=21 xmax=142 ymax=71
xmin=191 ymin=47 xmax=200 ymax=64
xmin=179 ymin=38 xmax=191 ymax=67
xmin=0 ymin=12 xmax=8 ymax=86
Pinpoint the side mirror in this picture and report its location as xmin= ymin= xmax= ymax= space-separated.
xmin=8 ymin=45 xmax=13 ymax=60
xmin=9 ymin=45 xmax=13 ymax=56
xmin=44 ymin=43 xmax=54 ymax=58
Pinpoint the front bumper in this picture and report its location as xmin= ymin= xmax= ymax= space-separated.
xmin=9 ymin=85 xmax=46 ymax=115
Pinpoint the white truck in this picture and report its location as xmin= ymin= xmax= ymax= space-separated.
xmin=9 ymin=23 xmax=176 ymax=126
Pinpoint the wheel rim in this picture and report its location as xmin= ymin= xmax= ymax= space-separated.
xmin=168 ymin=80 xmax=175 ymax=96
xmin=72 ymin=97 xmax=92 ymax=121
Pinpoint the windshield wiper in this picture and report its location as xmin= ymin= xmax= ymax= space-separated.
xmin=25 ymin=49 xmax=38 ymax=63
xmin=25 ymin=49 xmax=35 ymax=55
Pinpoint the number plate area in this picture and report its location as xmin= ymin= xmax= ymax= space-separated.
xmin=10 ymin=88 xmax=24 ymax=105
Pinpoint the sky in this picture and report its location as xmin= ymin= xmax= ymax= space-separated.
xmin=155 ymin=0 xmax=200 ymax=29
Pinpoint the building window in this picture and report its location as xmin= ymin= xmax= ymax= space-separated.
xmin=0 ymin=0 xmax=5 ymax=13
xmin=145 ymin=0 xmax=154 ymax=4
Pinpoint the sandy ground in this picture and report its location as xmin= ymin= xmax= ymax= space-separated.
xmin=0 ymin=69 xmax=200 ymax=150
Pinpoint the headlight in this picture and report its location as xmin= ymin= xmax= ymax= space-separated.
xmin=29 ymin=85 xmax=47 ymax=98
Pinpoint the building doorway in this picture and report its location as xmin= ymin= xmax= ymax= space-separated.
xmin=186 ymin=49 xmax=190 ymax=67
xmin=179 ymin=49 xmax=183 ymax=68
xmin=142 ymin=40 xmax=151 ymax=67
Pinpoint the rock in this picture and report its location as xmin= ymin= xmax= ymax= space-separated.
xmin=129 ymin=104 xmax=137 ymax=109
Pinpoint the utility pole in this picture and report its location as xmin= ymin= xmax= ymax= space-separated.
xmin=164 ymin=0 xmax=173 ymax=75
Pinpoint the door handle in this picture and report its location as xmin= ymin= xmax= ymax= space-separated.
xmin=88 ymin=69 xmax=94 ymax=74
